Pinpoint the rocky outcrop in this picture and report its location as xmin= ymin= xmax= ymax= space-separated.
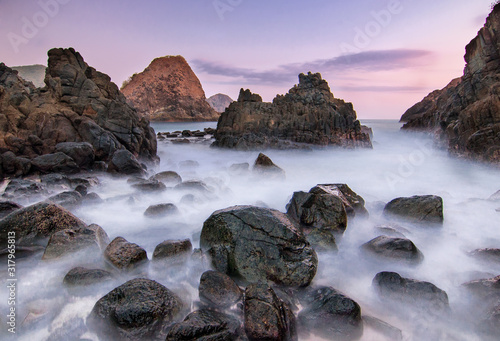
xmin=207 ymin=93 xmax=233 ymax=113
xmin=0 ymin=48 xmax=157 ymax=177
xmin=401 ymin=5 xmax=500 ymax=163
xmin=121 ymin=56 xmax=219 ymax=121
xmin=213 ymin=72 xmax=372 ymax=150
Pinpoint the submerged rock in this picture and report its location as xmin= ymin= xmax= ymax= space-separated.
xmin=200 ymin=205 xmax=317 ymax=287
xmin=47 ymin=190 xmax=82 ymax=208
xmin=150 ymin=171 xmax=182 ymax=185
xmin=383 ymin=195 xmax=443 ymax=224
xmin=104 ymin=237 xmax=148 ymax=270
xmin=89 ymin=278 xmax=183 ymax=341
xmin=253 ymin=153 xmax=285 ymax=178
xmin=63 ymin=267 xmax=114 ymax=286
xmin=144 ymin=203 xmax=178 ymax=217
xmin=469 ymin=248 xmax=500 ymax=264
xmin=198 ymin=270 xmax=243 ymax=309
xmin=362 ymin=236 xmax=423 ymax=264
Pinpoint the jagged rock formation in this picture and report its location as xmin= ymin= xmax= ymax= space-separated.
xmin=401 ymin=5 xmax=500 ymax=163
xmin=0 ymin=48 xmax=157 ymax=177
xmin=11 ymin=64 xmax=46 ymax=88
xmin=121 ymin=56 xmax=219 ymax=121
xmin=213 ymin=72 xmax=372 ymax=150
xmin=206 ymin=93 xmax=233 ymax=113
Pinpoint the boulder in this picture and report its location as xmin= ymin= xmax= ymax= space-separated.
xmin=0 ymin=201 xmax=23 ymax=219
xmin=63 ymin=267 xmax=114 ymax=286
xmin=89 ymin=278 xmax=183 ymax=341
xmin=198 ymin=270 xmax=243 ymax=309
xmin=31 ymin=152 xmax=79 ymax=174
xmin=104 ymin=237 xmax=148 ymax=270
xmin=373 ymin=272 xmax=449 ymax=313
xmin=131 ymin=179 xmax=167 ymax=192
xmin=469 ymin=248 xmax=500 ymax=264
xmin=200 ymin=206 xmax=318 ymax=287
xmin=253 ymin=153 xmax=285 ymax=178
xmin=144 ymin=203 xmax=178 ymax=218
xmin=462 ymin=275 xmax=500 ymax=300
xmin=0 ymin=202 xmax=87 ymax=248
xmin=362 ymin=236 xmax=423 ymax=264
xmin=150 ymin=171 xmax=182 ymax=185
xmin=152 ymin=239 xmax=192 ymax=260
xmin=298 ymin=286 xmax=363 ymax=341
xmin=166 ymin=309 xmax=243 ymax=341
xmin=107 ymin=149 xmax=144 ymax=175
xmin=309 ymin=184 xmax=368 ymax=217
xmin=244 ymin=282 xmax=297 ymax=341
xmin=213 ymin=73 xmax=372 ymax=150
xmin=47 ymin=190 xmax=82 ymax=208
xmin=1 ymin=151 xmax=31 ymax=176
xmin=55 ymin=142 xmax=94 ymax=169
xmin=383 ymin=195 xmax=443 ymax=224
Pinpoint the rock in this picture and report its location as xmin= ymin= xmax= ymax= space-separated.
xmin=131 ymin=179 xmax=167 ymax=192
xmin=298 ymin=286 xmax=363 ymax=341
xmin=309 ymin=184 xmax=368 ymax=217
xmin=144 ymin=203 xmax=178 ymax=218
xmin=0 ymin=201 xmax=23 ymax=218
xmin=121 ymin=55 xmax=219 ymax=122
xmin=40 ymin=173 xmax=71 ymax=188
xmin=47 ymin=190 xmax=82 ymax=208
xmin=401 ymin=5 xmax=500 ymax=164
xmin=89 ymin=278 xmax=183 ymax=341
xmin=42 ymin=224 xmax=109 ymax=260
xmin=63 ymin=267 xmax=114 ymax=286
xmin=373 ymin=272 xmax=449 ymax=312
xmin=462 ymin=275 xmax=500 ymax=300
xmin=174 ymin=180 xmax=212 ymax=193
xmin=469 ymin=248 xmax=500 ymax=264
xmin=150 ymin=171 xmax=182 ymax=185
xmin=253 ymin=153 xmax=285 ymax=178
xmin=2 ymin=179 xmax=47 ymax=201
xmin=383 ymin=195 xmax=443 ymax=224
xmin=363 ymin=316 xmax=403 ymax=341
xmin=207 ymin=93 xmax=234 ymax=113
xmin=31 ymin=152 xmax=79 ymax=174
xmin=104 ymin=237 xmax=148 ymax=270
xmin=74 ymin=184 xmax=87 ymax=196
xmin=82 ymin=192 xmax=103 ymax=205
xmin=229 ymin=162 xmax=250 ymax=175
xmin=200 ymin=206 xmax=317 ymax=287
xmin=55 ymin=142 xmax=94 ymax=169
xmin=152 ymin=239 xmax=192 ymax=260
xmin=107 ymin=149 xmax=144 ymax=175
xmin=244 ymin=282 xmax=297 ymax=341
xmin=213 ymin=72 xmax=372 ymax=150
xmin=198 ymin=270 xmax=243 ymax=309
xmin=362 ymin=236 xmax=423 ymax=264
xmin=1 ymin=151 xmax=31 ymax=176
xmin=0 ymin=202 xmax=87 ymax=248
xmin=306 ymin=229 xmax=338 ymax=252
xmin=166 ymin=309 xmax=243 ymax=341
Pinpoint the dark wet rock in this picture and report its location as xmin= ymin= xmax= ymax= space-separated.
xmin=363 ymin=316 xmax=403 ymax=341
xmin=82 ymin=192 xmax=104 ymax=204
xmin=144 ymin=203 xmax=178 ymax=217
xmin=63 ymin=267 xmax=114 ymax=286
xmin=306 ymin=229 xmax=338 ymax=252
xmin=31 ymin=152 xmax=79 ymax=174
xmin=373 ymin=272 xmax=449 ymax=312
xmin=298 ymin=286 xmax=363 ymax=341
xmin=200 ymin=205 xmax=318 ymax=287
xmin=286 ymin=190 xmax=347 ymax=234
xmin=89 ymin=278 xmax=183 ymax=341
xmin=0 ymin=202 xmax=87 ymax=248
xmin=152 ymin=239 xmax=192 ymax=260
xmin=362 ymin=236 xmax=423 ymax=264
xmin=2 ymin=179 xmax=47 ymax=201
xmin=253 ymin=153 xmax=285 ymax=178
xmin=383 ymin=195 xmax=444 ymax=224
xmin=47 ymin=190 xmax=82 ymax=208
xmin=74 ymin=184 xmax=87 ymax=196
xmin=131 ymin=179 xmax=167 ymax=192
xmin=40 ymin=173 xmax=71 ymax=188
xmin=462 ymin=275 xmax=500 ymax=300
xmin=175 ymin=180 xmax=212 ymax=193
xmin=229 ymin=162 xmax=250 ymax=175
xmin=167 ymin=309 xmax=243 ymax=341
xmin=469 ymin=248 xmax=500 ymax=264
xmin=55 ymin=142 xmax=94 ymax=169
xmin=150 ymin=171 xmax=182 ymax=185
xmin=0 ymin=201 xmax=23 ymax=218
xmin=42 ymin=224 xmax=109 ymax=260
xmin=0 ymin=151 xmax=31 ymax=177
xmin=213 ymin=73 xmax=372 ymax=150
xmin=104 ymin=237 xmax=148 ymax=270
xmin=244 ymin=282 xmax=297 ymax=341
xmin=310 ymin=184 xmax=368 ymax=217
xmin=199 ymin=270 xmax=243 ymax=309
xmin=107 ymin=149 xmax=144 ymax=175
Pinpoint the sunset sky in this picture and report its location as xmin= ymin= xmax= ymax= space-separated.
xmin=0 ymin=0 xmax=494 ymax=119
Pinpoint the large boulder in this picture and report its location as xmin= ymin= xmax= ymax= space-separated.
xmin=104 ymin=237 xmax=148 ymax=270
xmin=198 ymin=270 xmax=243 ymax=309
xmin=0 ymin=202 xmax=87 ymax=248
xmin=55 ymin=142 xmax=94 ymax=169
xmin=253 ymin=153 xmax=285 ymax=178
xmin=200 ymin=205 xmax=318 ymax=287
xmin=89 ymin=278 xmax=183 ymax=341
xmin=309 ymin=184 xmax=368 ymax=217
xmin=244 ymin=282 xmax=297 ymax=341
xmin=362 ymin=236 xmax=423 ymax=264
xmin=383 ymin=195 xmax=444 ymax=224
xmin=31 ymin=152 xmax=79 ymax=174
xmin=107 ymin=149 xmax=144 ymax=175
xmin=213 ymin=73 xmax=372 ymax=150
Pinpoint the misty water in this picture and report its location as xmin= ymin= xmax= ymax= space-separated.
xmin=2 ymin=120 xmax=500 ymax=340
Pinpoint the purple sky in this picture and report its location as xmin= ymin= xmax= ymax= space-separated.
xmin=0 ymin=0 xmax=494 ymax=119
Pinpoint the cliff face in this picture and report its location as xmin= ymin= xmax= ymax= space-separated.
xmin=0 ymin=48 xmax=157 ymax=176
xmin=213 ymin=72 xmax=372 ymax=150
xmin=207 ymin=93 xmax=233 ymax=113
xmin=402 ymin=5 xmax=500 ymax=163
xmin=121 ymin=56 xmax=219 ymax=122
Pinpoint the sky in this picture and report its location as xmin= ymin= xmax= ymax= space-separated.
xmin=0 ymin=0 xmax=495 ymax=119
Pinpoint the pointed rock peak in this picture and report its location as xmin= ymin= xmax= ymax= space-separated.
xmin=286 ymin=72 xmax=334 ymax=104
xmin=238 ymin=88 xmax=262 ymax=102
